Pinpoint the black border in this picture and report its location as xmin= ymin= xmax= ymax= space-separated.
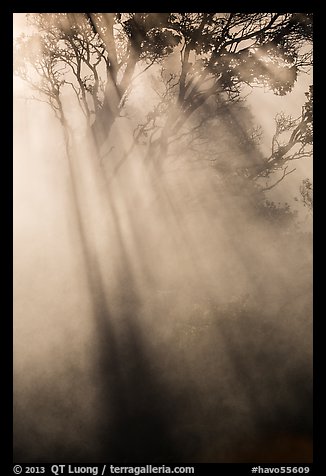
xmin=8 ymin=5 xmax=320 ymax=474
xmin=6 ymin=6 xmax=14 ymax=470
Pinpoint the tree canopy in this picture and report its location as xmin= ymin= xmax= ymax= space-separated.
xmin=14 ymin=12 xmax=313 ymax=204
xmin=13 ymin=14 xmax=313 ymax=462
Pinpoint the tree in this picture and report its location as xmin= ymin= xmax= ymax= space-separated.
xmin=13 ymin=13 xmax=313 ymax=271
xmin=13 ymin=13 xmax=314 ymax=462
xmin=247 ymin=85 xmax=313 ymax=191
xmin=14 ymin=13 xmax=312 ymax=163
xmin=295 ymin=177 xmax=313 ymax=212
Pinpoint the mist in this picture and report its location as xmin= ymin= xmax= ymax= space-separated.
xmin=13 ymin=13 xmax=313 ymax=464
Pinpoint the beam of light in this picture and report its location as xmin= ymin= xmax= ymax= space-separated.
xmin=13 ymin=13 xmax=312 ymax=463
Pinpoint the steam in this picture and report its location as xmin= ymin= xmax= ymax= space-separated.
xmin=13 ymin=15 xmax=312 ymax=464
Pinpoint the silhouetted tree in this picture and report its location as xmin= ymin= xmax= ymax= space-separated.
xmin=295 ymin=177 xmax=313 ymax=212
xmin=13 ymin=11 xmax=314 ymax=243
xmin=14 ymin=13 xmax=313 ymax=215
xmin=13 ymin=13 xmax=314 ymax=463
xmin=14 ymin=13 xmax=312 ymax=150
xmin=247 ymin=85 xmax=313 ymax=190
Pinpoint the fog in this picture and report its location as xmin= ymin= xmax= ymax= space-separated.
xmin=13 ymin=13 xmax=313 ymax=464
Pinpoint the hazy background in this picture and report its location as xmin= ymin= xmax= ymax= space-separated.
xmin=13 ymin=13 xmax=313 ymax=463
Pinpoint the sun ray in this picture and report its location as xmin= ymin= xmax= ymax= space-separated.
xmin=13 ymin=13 xmax=313 ymax=463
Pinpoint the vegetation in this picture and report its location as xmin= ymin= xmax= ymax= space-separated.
xmin=13 ymin=13 xmax=313 ymax=463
